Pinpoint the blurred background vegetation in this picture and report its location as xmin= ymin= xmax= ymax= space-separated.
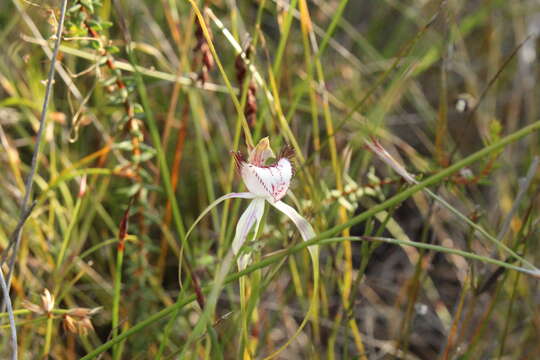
xmin=1 ymin=0 xmax=540 ymax=359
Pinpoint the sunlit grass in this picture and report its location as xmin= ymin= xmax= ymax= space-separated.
xmin=1 ymin=0 xmax=540 ymax=359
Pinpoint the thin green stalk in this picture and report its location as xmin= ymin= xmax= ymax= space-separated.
xmin=316 ymin=0 xmax=350 ymax=58
xmin=239 ymin=276 xmax=251 ymax=358
xmin=297 ymin=0 xmax=320 ymax=162
xmin=155 ymin=275 xmax=190 ymax=359
xmin=462 ymin=277 xmax=506 ymax=358
xmin=56 ymin=196 xmax=83 ymax=268
xmin=218 ymin=111 xmax=245 ymax=258
xmin=272 ymin=0 xmax=299 ymax=77
xmin=319 ymin=238 xmax=535 ymax=279
xmin=42 ymin=315 xmax=54 ymax=358
xmin=0 ymin=308 xmax=70 ymax=320
xmin=177 ymin=250 xmax=235 ymax=359
xmin=186 ymin=90 xmax=220 ymax=230
xmin=497 ymin=271 xmax=521 ymax=358
xmin=112 ymin=240 xmax=125 ymax=360
xmin=497 ymin=203 xmax=535 ymax=358
xmin=0 ymin=316 xmax=49 ymax=330
xmin=424 ymin=188 xmax=535 ymax=270
xmin=78 ymin=238 xmax=119 ymax=261
xmin=0 ymin=309 xmax=32 ymax=319
xmin=211 ymin=0 xmax=268 ymax=257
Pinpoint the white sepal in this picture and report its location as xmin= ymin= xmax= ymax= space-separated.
xmin=270 ymin=200 xmax=317 ymax=258
xmin=232 ymin=198 xmax=265 ymax=270
xmin=185 ymin=192 xmax=256 ymax=241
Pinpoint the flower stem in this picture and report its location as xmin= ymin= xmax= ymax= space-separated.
xmin=112 ymin=201 xmax=131 ymax=360
xmin=56 ymin=196 xmax=83 ymax=268
xmin=42 ymin=315 xmax=54 ymax=358
xmin=111 ymin=240 xmax=125 ymax=360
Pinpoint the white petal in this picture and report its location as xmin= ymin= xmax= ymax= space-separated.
xmin=241 ymin=158 xmax=293 ymax=201
xmin=232 ymin=198 xmax=265 ymax=269
xmin=270 ymin=200 xmax=317 ymax=257
xmin=185 ymin=192 xmax=256 ymax=241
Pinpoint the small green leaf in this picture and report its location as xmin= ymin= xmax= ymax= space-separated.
xmin=80 ymin=0 xmax=94 ymax=13
xmin=116 ymin=183 xmax=142 ymax=197
xmin=101 ymin=21 xmax=113 ymax=29
xmin=138 ymin=151 xmax=156 ymax=162
xmin=113 ymin=140 xmax=133 ymax=151
xmin=90 ymin=39 xmax=101 ymax=50
xmin=102 ymin=76 xmax=118 ymax=87
xmin=133 ymin=103 xmax=144 ymax=114
xmin=489 ymin=118 xmax=502 ymax=143
xmin=88 ymin=19 xmax=102 ymax=31
xmin=105 ymin=45 xmax=120 ymax=54
xmin=68 ymin=4 xmax=82 ymax=13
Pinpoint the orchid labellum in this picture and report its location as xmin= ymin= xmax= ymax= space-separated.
xmin=186 ymin=137 xmax=317 ymax=270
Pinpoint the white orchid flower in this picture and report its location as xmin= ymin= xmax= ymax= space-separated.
xmin=185 ymin=137 xmax=319 ymax=359
xmin=186 ymin=137 xmax=317 ymax=270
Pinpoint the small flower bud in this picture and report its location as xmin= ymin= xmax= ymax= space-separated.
xmin=63 ymin=315 xmax=78 ymax=334
xmin=40 ymin=289 xmax=55 ymax=314
xmin=78 ymin=175 xmax=87 ymax=198
xmin=21 ymin=299 xmax=43 ymax=314
xmin=78 ymin=317 xmax=95 ymax=336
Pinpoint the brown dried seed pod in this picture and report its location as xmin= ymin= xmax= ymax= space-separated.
xmin=63 ymin=315 xmax=78 ymax=334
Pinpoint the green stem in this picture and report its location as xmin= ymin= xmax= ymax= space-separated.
xmin=272 ymin=0 xmax=299 ymax=77
xmin=56 ymin=196 xmax=83 ymax=268
xmin=316 ymin=0 xmax=350 ymax=58
xmin=112 ymin=241 xmax=125 ymax=360
xmin=424 ymin=188 xmax=535 ymax=269
xmin=42 ymin=315 xmax=54 ymax=358
xmin=154 ymin=280 xmax=189 ymax=360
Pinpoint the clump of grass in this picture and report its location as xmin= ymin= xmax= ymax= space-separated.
xmin=1 ymin=0 xmax=540 ymax=359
